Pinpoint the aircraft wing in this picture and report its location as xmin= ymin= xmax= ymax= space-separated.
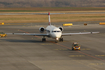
xmin=62 ymin=32 xmax=99 ymax=36
xmin=6 ymin=33 xmax=49 ymax=36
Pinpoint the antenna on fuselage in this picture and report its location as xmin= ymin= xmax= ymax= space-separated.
xmin=48 ymin=12 xmax=51 ymax=25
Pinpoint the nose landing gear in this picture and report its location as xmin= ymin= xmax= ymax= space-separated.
xmin=55 ymin=38 xmax=59 ymax=43
xmin=55 ymin=37 xmax=63 ymax=43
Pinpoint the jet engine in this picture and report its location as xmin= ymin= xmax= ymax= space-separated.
xmin=39 ymin=27 xmax=45 ymax=33
xmin=58 ymin=27 xmax=63 ymax=31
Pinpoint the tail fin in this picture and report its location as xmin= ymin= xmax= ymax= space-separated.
xmin=48 ymin=12 xmax=51 ymax=25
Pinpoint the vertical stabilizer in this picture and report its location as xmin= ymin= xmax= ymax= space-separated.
xmin=48 ymin=12 xmax=51 ymax=25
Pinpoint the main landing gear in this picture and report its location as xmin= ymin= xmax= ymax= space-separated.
xmin=42 ymin=37 xmax=46 ymax=42
xmin=59 ymin=38 xmax=63 ymax=42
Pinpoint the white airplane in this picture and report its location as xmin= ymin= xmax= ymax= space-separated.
xmin=10 ymin=12 xmax=99 ymax=43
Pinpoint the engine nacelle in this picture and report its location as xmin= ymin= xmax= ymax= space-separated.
xmin=58 ymin=27 xmax=63 ymax=31
xmin=39 ymin=27 xmax=45 ymax=33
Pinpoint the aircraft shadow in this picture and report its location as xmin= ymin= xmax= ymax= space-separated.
xmin=0 ymin=39 xmax=57 ymax=43
xmin=1 ymin=39 xmax=43 ymax=43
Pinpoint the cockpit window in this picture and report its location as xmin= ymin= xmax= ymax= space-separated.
xmin=57 ymin=31 xmax=60 ymax=32
xmin=52 ymin=31 xmax=61 ymax=32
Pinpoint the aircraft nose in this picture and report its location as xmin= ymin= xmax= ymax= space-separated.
xmin=54 ymin=33 xmax=61 ymax=38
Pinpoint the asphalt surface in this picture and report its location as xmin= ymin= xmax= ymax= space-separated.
xmin=0 ymin=22 xmax=105 ymax=70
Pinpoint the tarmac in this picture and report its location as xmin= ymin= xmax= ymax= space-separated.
xmin=0 ymin=22 xmax=105 ymax=70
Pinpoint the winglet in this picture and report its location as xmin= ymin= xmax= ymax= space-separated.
xmin=48 ymin=12 xmax=51 ymax=25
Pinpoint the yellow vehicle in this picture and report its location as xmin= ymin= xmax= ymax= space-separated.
xmin=0 ymin=32 xmax=7 ymax=37
xmin=72 ymin=42 xmax=80 ymax=50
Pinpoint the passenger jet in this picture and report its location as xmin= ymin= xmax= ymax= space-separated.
xmin=11 ymin=12 xmax=99 ymax=43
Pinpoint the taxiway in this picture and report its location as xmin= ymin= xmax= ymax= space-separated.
xmin=0 ymin=22 xmax=105 ymax=70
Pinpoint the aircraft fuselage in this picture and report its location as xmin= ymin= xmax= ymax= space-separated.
xmin=46 ymin=25 xmax=62 ymax=40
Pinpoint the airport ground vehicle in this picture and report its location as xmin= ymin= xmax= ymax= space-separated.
xmin=72 ymin=42 xmax=80 ymax=50
xmin=0 ymin=32 xmax=7 ymax=37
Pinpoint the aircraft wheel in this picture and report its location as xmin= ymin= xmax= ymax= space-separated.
xmin=61 ymin=38 xmax=63 ymax=42
xmin=42 ymin=38 xmax=46 ymax=42
xmin=59 ymin=38 xmax=63 ymax=42
xmin=72 ymin=48 xmax=74 ymax=50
